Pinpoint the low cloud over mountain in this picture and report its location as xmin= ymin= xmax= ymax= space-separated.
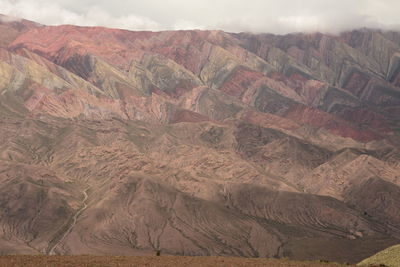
xmin=1 ymin=0 xmax=400 ymax=33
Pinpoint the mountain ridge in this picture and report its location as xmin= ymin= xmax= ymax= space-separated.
xmin=0 ymin=15 xmax=399 ymax=263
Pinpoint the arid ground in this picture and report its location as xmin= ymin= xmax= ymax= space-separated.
xmin=0 ymin=14 xmax=399 ymax=264
xmin=0 ymin=255 xmax=357 ymax=267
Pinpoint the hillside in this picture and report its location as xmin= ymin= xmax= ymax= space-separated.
xmin=358 ymin=244 xmax=400 ymax=266
xmin=0 ymin=14 xmax=399 ymax=263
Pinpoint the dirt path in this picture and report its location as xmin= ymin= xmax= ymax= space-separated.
xmin=48 ymin=187 xmax=89 ymax=255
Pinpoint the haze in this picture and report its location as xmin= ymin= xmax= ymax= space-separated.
xmin=1 ymin=0 xmax=399 ymax=34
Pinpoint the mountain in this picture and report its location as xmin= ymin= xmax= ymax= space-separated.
xmin=0 ymin=14 xmax=399 ymax=263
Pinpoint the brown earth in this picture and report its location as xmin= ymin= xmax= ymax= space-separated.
xmin=0 ymin=14 xmax=399 ymax=264
xmin=0 ymin=255 xmax=357 ymax=267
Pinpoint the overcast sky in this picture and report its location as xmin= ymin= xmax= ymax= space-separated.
xmin=1 ymin=0 xmax=399 ymax=34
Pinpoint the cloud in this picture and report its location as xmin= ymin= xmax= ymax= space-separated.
xmin=172 ymin=20 xmax=206 ymax=31
xmin=0 ymin=0 xmax=399 ymax=34
xmin=0 ymin=14 xmax=20 ymax=23
xmin=0 ymin=0 xmax=161 ymax=31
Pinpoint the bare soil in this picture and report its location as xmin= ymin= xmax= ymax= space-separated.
xmin=0 ymin=255 xmax=356 ymax=267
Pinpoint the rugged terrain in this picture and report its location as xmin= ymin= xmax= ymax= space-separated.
xmin=0 ymin=14 xmax=399 ymax=263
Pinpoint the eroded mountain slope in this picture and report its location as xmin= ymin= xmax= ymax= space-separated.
xmin=0 ymin=15 xmax=399 ymax=263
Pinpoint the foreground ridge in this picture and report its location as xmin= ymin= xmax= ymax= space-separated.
xmin=358 ymin=244 xmax=400 ymax=267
